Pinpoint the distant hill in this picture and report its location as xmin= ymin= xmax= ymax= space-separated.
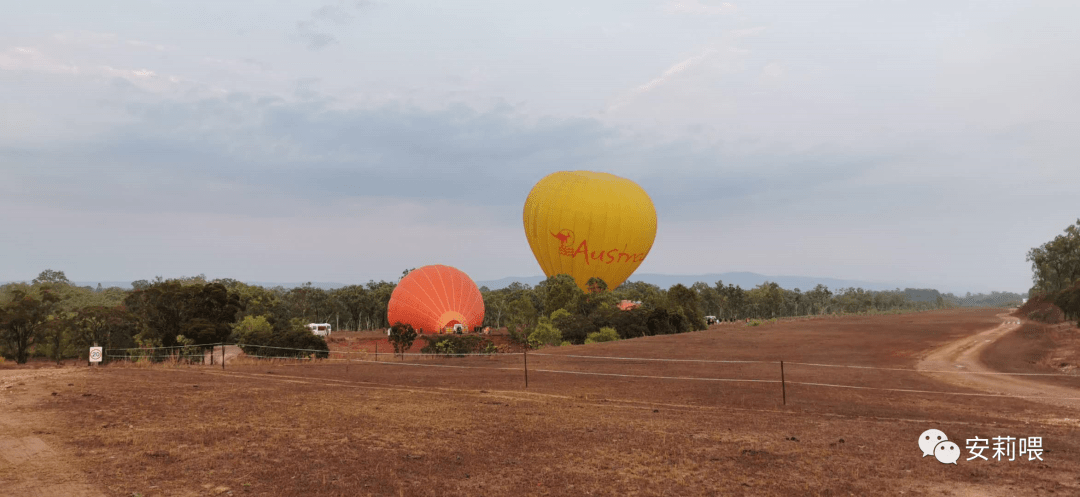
xmin=3 ymin=281 xmax=355 ymax=291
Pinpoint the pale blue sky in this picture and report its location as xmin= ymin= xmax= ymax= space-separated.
xmin=2 ymin=0 xmax=1077 ymax=294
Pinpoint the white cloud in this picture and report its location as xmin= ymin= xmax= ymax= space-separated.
xmin=606 ymin=49 xmax=715 ymax=111
xmin=0 ymin=46 xmax=75 ymax=75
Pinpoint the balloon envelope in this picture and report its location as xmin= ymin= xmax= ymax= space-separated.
xmin=523 ymin=171 xmax=657 ymax=292
xmin=387 ymin=265 xmax=485 ymax=333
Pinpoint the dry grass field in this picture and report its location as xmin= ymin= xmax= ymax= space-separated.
xmin=3 ymin=308 xmax=1079 ymax=496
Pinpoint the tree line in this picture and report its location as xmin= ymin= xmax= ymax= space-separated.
xmin=3 ymin=267 xmax=1000 ymax=364
xmin=478 ymin=275 xmax=970 ymax=347
xmin=0 ymin=271 xmax=401 ymax=364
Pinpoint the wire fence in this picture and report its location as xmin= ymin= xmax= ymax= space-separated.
xmin=98 ymin=339 xmax=1080 ymax=404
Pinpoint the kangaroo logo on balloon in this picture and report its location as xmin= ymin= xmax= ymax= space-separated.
xmin=550 ymin=229 xmax=575 ymax=256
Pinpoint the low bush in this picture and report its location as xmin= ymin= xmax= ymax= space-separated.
xmin=420 ymin=335 xmax=493 ymax=356
xmin=236 ymin=316 xmax=329 ymax=359
xmin=585 ymin=326 xmax=619 ymax=344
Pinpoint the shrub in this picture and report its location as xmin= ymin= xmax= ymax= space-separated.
xmin=232 ymin=315 xmax=273 ymax=342
xmin=528 ymin=317 xmax=562 ymax=347
xmin=553 ymin=312 xmax=597 ymax=344
xmin=237 ymin=317 xmax=329 ymax=359
xmin=585 ymin=326 xmax=619 ymax=344
xmin=506 ymin=325 xmax=529 ymax=347
xmin=420 ymin=335 xmax=490 ymax=356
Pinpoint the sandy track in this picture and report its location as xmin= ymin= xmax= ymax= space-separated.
xmin=0 ymin=368 xmax=105 ymax=497
xmin=917 ymin=312 xmax=1080 ymax=413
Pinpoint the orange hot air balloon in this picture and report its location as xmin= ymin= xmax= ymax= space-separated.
xmin=523 ymin=171 xmax=657 ymax=292
xmin=387 ymin=265 xmax=485 ymax=334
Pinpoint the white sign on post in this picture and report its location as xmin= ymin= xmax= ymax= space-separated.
xmin=89 ymin=347 xmax=103 ymax=363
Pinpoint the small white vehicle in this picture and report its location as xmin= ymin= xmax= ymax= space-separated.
xmin=307 ymin=323 xmax=332 ymax=336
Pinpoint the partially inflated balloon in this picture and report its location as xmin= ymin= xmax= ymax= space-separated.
xmin=387 ymin=265 xmax=486 ymax=333
xmin=523 ymin=171 xmax=657 ymax=292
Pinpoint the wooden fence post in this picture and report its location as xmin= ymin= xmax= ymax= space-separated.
xmin=780 ymin=360 xmax=786 ymax=405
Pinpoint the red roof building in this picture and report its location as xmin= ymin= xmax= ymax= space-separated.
xmin=618 ymin=300 xmax=641 ymax=311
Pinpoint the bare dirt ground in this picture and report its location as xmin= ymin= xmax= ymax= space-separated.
xmin=3 ymin=309 xmax=1080 ymax=496
xmin=917 ymin=312 xmax=1080 ymax=412
xmin=0 ymin=368 xmax=105 ymax=497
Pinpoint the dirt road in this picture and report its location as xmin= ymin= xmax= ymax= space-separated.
xmin=0 ymin=368 xmax=104 ymax=497
xmin=917 ymin=312 xmax=1080 ymax=414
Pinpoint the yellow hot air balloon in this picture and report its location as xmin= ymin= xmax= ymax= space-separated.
xmin=523 ymin=171 xmax=657 ymax=292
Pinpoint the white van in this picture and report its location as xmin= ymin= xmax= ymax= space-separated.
xmin=307 ymin=323 xmax=332 ymax=336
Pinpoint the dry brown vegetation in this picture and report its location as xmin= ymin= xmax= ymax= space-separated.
xmin=4 ymin=309 xmax=1080 ymax=496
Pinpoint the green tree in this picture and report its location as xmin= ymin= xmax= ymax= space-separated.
xmin=123 ymin=281 xmax=243 ymax=348
xmin=806 ymin=284 xmax=833 ymax=315
xmin=1 ymin=288 xmax=62 ymax=364
xmin=537 ymin=274 xmax=581 ymax=316
xmin=528 ymin=315 xmax=563 ymax=347
xmin=232 ymin=315 xmax=274 ymax=345
xmin=389 ymin=321 xmax=418 ymax=359
xmin=1054 ymin=281 xmax=1080 ymax=322
xmin=481 ymin=289 xmax=508 ymax=328
xmin=366 ymin=281 xmax=396 ymax=329
xmin=73 ymin=306 xmax=138 ymax=362
xmin=692 ymin=282 xmax=722 ymax=317
xmin=667 ymin=284 xmax=707 ymax=330
xmin=573 ymin=277 xmax=618 ymax=315
xmin=613 ymin=281 xmax=665 ymax=309
xmin=1027 ymin=219 xmax=1080 ymax=295
xmin=32 ymin=269 xmax=70 ymax=286
xmin=332 ymin=285 xmax=369 ymax=331
xmin=506 ymin=294 xmax=538 ymax=332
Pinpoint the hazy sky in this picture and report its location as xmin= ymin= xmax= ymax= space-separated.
xmin=2 ymin=0 xmax=1077 ymax=294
